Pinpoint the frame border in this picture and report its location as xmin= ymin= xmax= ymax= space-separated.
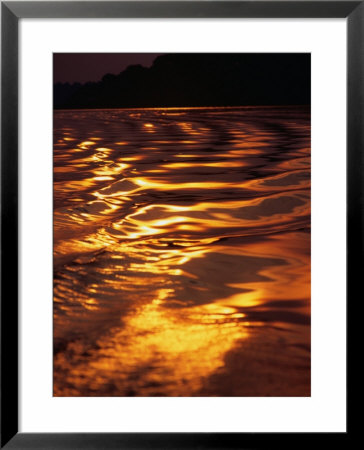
xmin=1 ymin=1 xmax=358 ymax=448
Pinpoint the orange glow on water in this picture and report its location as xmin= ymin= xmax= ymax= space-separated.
xmin=54 ymin=106 xmax=310 ymax=397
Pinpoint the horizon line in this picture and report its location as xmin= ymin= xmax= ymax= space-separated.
xmin=54 ymin=105 xmax=311 ymax=112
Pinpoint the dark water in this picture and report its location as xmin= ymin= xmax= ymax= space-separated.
xmin=53 ymin=106 xmax=310 ymax=396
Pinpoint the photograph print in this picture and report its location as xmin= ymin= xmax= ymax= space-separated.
xmin=53 ymin=53 xmax=311 ymax=397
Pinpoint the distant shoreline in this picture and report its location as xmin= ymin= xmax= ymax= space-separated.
xmin=54 ymin=104 xmax=311 ymax=112
xmin=54 ymin=54 xmax=310 ymax=110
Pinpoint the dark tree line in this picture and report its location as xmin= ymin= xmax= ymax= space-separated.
xmin=54 ymin=53 xmax=311 ymax=109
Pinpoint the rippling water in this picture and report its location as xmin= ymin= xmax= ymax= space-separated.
xmin=53 ymin=106 xmax=310 ymax=396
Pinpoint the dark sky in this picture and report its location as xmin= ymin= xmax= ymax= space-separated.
xmin=54 ymin=53 xmax=163 ymax=83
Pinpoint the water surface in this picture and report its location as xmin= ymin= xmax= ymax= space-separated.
xmin=54 ymin=106 xmax=310 ymax=396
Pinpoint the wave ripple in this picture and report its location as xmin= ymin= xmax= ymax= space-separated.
xmin=54 ymin=106 xmax=310 ymax=397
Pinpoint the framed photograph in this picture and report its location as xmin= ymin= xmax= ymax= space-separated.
xmin=1 ymin=1 xmax=355 ymax=448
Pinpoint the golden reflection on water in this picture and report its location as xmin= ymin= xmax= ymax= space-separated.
xmin=54 ymin=106 xmax=310 ymax=396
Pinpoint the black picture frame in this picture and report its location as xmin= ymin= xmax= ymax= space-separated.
xmin=1 ymin=1 xmax=357 ymax=448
